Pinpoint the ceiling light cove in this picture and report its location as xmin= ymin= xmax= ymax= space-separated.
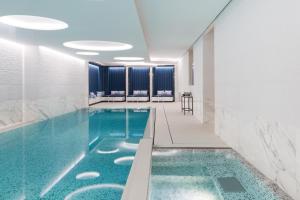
xmin=114 ymin=61 xmax=157 ymax=66
xmin=150 ymin=57 xmax=180 ymax=63
xmin=0 ymin=15 xmax=68 ymax=30
xmin=114 ymin=57 xmax=144 ymax=61
xmin=63 ymin=40 xmax=133 ymax=51
xmin=76 ymin=51 xmax=99 ymax=56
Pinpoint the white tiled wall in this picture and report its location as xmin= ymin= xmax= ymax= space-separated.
xmin=0 ymin=39 xmax=24 ymax=128
xmin=214 ymin=0 xmax=300 ymax=198
xmin=0 ymin=40 xmax=88 ymax=130
xmin=23 ymin=46 xmax=88 ymax=122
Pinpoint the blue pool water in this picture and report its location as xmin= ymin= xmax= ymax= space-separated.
xmin=150 ymin=149 xmax=291 ymax=200
xmin=0 ymin=108 xmax=149 ymax=200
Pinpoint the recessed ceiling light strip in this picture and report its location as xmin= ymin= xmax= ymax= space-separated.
xmin=0 ymin=15 xmax=68 ymax=30
xmin=114 ymin=57 xmax=144 ymax=61
xmin=63 ymin=40 xmax=132 ymax=51
xmin=76 ymin=51 xmax=99 ymax=56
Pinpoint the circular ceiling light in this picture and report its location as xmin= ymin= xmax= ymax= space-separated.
xmin=76 ymin=51 xmax=99 ymax=56
xmin=114 ymin=57 xmax=144 ymax=61
xmin=0 ymin=15 xmax=68 ymax=30
xmin=63 ymin=40 xmax=133 ymax=51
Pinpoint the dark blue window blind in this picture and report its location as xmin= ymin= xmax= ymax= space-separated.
xmin=128 ymin=67 xmax=150 ymax=95
xmin=108 ymin=66 xmax=126 ymax=93
xmin=152 ymin=66 xmax=175 ymax=96
xmin=88 ymin=64 xmax=100 ymax=94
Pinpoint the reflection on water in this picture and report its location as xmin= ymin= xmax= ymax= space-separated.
xmin=0 ymin=108 xmax=149 ymax=200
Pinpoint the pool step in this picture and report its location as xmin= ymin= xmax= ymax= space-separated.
xmin=217 ymin=177 xmax=246 ymax=193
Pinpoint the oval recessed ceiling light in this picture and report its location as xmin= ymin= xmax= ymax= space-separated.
xmin=0 ymin=15 xmax=68 ymax=30
xmin=63 ymin=40 xmax=133 ymax=51
xmin=76 ymin=51 xmax=99 ymax=56
xmin=114 ymin=57 xmax=144 ymax=61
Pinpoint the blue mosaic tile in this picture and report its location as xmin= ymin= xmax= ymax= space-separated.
xmin=0 ymin=108 xmax=149 ymax=200
xmin=151 ymin=149 xmax=292 ymax=200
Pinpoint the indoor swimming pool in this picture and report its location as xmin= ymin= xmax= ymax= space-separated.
xmin=150 ymin=149 xmax=292 ymax=200
xmin=0 ymin=108 xmax=149 ymax=200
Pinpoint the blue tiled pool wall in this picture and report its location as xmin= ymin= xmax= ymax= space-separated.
xmin=0 ymin=108 xmax=149 ymax=200
xmin=150 ymin=149 xmax=292 ymax=200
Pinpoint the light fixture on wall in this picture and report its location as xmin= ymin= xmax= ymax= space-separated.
xmin=63 ymin=40 xmax=133 ymax=51
xmin=114 ymin=57 xmax=144 ymax=61
xmin=75 ymin=171 xmax=100 ymax=180
xmin=40 ymin=153 xmax=85 ymax=197
xmin=39 ymin=46 xmax=85 ymax=63
xmin=114 ymin=156 xmax=134 ymax=165
xmin=0 ymin=15 xmax=68 ymax=30
xmin=0 ymin=38 xmax=24 ymax=48
xmin=76 ymin=51 xmax=99 ymax=56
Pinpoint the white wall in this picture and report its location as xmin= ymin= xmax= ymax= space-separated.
xmin=23 ymin=46 xmax=88 ymax=122
xmin=203 ymin=29 xmax=215 ymax=126
xmin=178 ymin=39 xmax=204 ymax=122
xmin=192 ymin=39 xmax=204 ymax=122
xmin=0 ymin=39 xmax=24 ymax=127
xmin=214 ymin=0 xmax=300 ymax=198
xmin=177 ymin=53 xmax=190 ymax=94
xmin=0 ymin=38 xmax=88 ymax=130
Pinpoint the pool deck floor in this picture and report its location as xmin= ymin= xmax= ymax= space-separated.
xmin=91 ymin=102 xmax=228 ymax=148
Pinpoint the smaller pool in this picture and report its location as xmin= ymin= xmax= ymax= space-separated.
xmin=150 ymin=149 xmax=292 ymax=200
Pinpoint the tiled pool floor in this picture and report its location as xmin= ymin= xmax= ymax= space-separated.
xmin=0 ymin=108 xmax=149 ymax=200
xmin=150 ymin=149 xmax=292 ymax=200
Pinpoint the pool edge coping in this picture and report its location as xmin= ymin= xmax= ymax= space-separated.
xmin=121 ymin=138 xmax=153 ymax=200
xmin=121 ymin=108 xmax=155 ymax=200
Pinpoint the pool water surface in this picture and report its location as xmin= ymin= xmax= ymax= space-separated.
xmin=0 ymin=108 xmax=149 ymax=200
xmin=150 ymin=149 xmax=292 ymax=200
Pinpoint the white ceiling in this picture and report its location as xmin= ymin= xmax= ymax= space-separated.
xmin=0 ymin=0 xmax=149 ymax=64
xmin=0 ymin=0 xmax=231 ymax=64
xmin=135 ymin=0 xmax=231 ymax=60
